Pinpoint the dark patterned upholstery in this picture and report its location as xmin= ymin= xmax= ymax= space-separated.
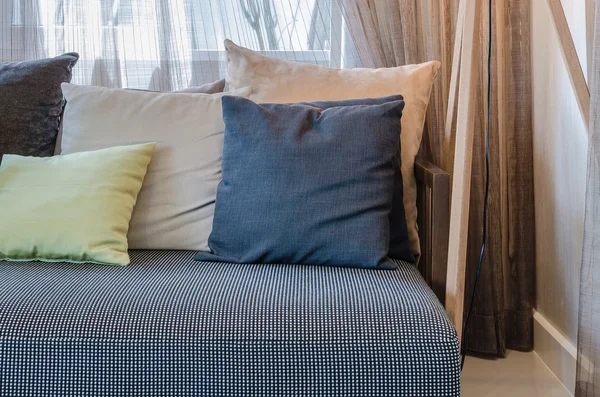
xmin=0 ymin=251 xmax=460 ymax=396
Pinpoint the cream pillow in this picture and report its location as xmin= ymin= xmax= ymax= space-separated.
xmin=60 ymin=83 xmax=251 ymax=251
xmin=225 ymin=40 xmax=440 ymax=260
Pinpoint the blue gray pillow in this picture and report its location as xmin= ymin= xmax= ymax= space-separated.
xmin=0 ymin=53 xmax=79 ymax=157
xmin=299 ymin=96 xmax=413 ymax=263
xmin=195 ymin=96 xmax=406 ymax=269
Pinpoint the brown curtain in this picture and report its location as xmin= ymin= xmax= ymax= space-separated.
xmin=575 ymin=1 xmax=600 ymax=395
xmin=336 ymin=0 xmax=535 ymax=356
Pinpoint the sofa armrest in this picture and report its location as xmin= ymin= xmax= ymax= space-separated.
xmin=415 ymin=158 xmax=450 ymax=304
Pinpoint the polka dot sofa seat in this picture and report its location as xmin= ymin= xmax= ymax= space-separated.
xmin=0 ymin=251 xmax=460 ymax=396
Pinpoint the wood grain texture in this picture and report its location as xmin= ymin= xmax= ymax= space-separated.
xmin=460 ymin=0 xmax=510 ymax=356
xmin=495 ymin=0 xmax=510 ymax=312
xmin=445 ymin=0 xmax=481 ymax=341
xmin=415 ymin=159 xmax=450 ymax=304
xmin=546 ymin=0 xmax=591 ymax=132
xmin=437 ymin=0 xmax=460 ymax=166
xmin=502 ymin=0 xmax=535 ymax=351
xmin=443 ymin=0 xmax=467 ymax=174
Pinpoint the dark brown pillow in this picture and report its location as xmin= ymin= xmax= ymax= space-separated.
xmin=0 ymin=53 xmax=78 ymax=157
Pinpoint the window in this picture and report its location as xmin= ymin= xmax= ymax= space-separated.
xmin=1 ymin=0 xmax=359 ymax=90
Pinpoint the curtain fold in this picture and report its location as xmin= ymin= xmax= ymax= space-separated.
xmin=337 ymin=0 xmax=535 ymax=356
xmin=576 ymin=0 xmax=600 ymax=394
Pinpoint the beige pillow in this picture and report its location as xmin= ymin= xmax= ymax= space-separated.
xmin=60 ymin=83 xmax=251 ymax=251
xmin=54 ymin=79 xmax=227 ymax=156
xmin=225 ymin=39 xmax=440 ymax=260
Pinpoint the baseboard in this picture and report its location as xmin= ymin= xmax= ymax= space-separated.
xmin=533 ymin=310 xmax=576 ymax=395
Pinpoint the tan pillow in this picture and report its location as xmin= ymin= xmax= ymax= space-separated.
xmin=225 ymin=39 xmax=440 ymax=260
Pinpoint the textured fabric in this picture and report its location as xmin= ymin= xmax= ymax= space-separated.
xmin=0 ymin=53 xmax=78 ymax=157
xmin=225 ymin=39 xmax=440 ymax=262
xmin=0 ymin=143 xmax=155 ymax=265
xmin=0 ymin=250 xmax=460 ymax=396
xmin=575 ymin=1 xmax=600 ymax=395
xmin=60 ymin=83 xmax=250 ymax=251
xmin=54 ymin=79 xmax=227 ymax=155
xmin=300 ymin=96 xmax=412 ymax=262
xmin=197 ymin=96 xmax=403 ymax=269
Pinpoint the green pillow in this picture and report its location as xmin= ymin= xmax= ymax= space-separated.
xmin=0 ymin=143 xmax=156 ymax=265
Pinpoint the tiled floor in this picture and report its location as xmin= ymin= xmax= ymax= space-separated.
xmin=461 ymin=350 xmax=572 ymax=397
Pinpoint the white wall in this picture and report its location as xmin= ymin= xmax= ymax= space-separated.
xmin=531 ymin=0 xmax=589 ymax=348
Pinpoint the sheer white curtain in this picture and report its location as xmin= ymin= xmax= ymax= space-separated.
xmin=0 ymin=0 xmax=360 ymax=91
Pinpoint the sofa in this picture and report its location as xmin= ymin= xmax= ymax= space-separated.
xmin=0 ymin=45 xmax=460 ymax=396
